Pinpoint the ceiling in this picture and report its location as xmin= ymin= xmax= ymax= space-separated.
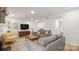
xmin=6 ymin=7 xmax=78 ymax=20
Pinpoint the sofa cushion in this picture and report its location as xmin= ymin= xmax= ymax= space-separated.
xmin=38 ymin=35 xmax=57 ymax=47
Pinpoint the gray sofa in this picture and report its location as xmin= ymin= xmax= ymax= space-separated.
xmin=25 ymin=32 xmax=65 ymax=51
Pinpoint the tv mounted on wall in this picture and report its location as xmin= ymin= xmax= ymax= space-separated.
xmin=20 ymin=24 xmax=29 ymax=30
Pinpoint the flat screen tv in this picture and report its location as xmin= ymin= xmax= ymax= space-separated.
xmin=20 ymin=24 xmax=29 ymax=30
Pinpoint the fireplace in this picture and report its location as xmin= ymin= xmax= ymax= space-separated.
xmin=19 ymin=31 xmax=30 ymax=37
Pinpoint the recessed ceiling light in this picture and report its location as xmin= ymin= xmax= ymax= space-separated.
xmin=30 ymin=10 xmax=35 ymax=14
xmin=11 ymin=14 xmax=14 ymax=17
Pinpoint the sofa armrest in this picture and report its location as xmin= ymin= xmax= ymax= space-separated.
xmin=46 ymin=37 xmax=65 ymax=51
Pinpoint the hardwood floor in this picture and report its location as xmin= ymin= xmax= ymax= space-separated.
xmin=11 ymin=42 xmax=79 ymax=51
xmin=8 ymin=38 xmax=79 ymax=51
xmin=64 ymin=43 xmax=79 ymax=51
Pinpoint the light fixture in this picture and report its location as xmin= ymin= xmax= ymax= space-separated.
xmin=30 ymin=10 xmax=35 ymax=14
xmin=11 ymin=14 xmax=14 ymax=17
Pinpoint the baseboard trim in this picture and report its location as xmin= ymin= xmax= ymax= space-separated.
xmin=66 ymin=42 xmax=79 ymax=46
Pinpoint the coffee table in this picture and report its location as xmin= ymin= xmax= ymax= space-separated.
xmin=25 ymin=35 xmax=38 ymax=42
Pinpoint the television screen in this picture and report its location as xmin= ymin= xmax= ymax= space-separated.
xmin=20 ymin=24 xmax=29 ymax=30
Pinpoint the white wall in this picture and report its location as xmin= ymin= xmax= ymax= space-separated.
xmin=61 ymin=9 xmax=79 ymax=45
xmin=5 ymin=18 xmax=38 ymax=36
xmin=36 ymin=16 xmax=62 ymax=34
